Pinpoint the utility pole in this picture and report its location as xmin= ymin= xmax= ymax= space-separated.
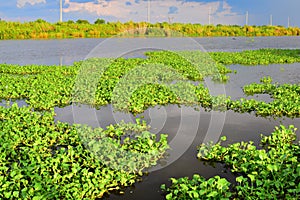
xmin=288 ymin=16 xmax=290 ymax=27
xmin=147 ymin=0 xmax=151 ymax=24
xmin=245 ymin=11 xmax=248 ymax=25
xmin=59 ymin=0 xmax=63 ymax=22
xmin=208 ymin=7 xmax=211 ymax=25
xmin=270 ymin=14 xmax=272 ymax=26
xmin=168 ymin=16 xmax=174 ymax=24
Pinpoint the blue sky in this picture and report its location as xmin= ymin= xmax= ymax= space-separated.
xmin=0 ymin=0 xmax=299 ymax=26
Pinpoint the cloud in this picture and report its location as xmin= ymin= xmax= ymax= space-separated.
xmin=62 ymin=0 xmax=243 ymax=25
xmin=64 ymin=0 xmax=128 ymax=18
xmin=17 ymin=0 xmax=46 ymax=8
xmin=212 ymin=1 xmax=243 ymax=25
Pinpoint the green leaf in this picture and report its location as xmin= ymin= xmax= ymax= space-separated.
xmin=166 ymin=193 xmax=173 ymax=200
xmin=207 ymin=191 xmax=218 ymax=197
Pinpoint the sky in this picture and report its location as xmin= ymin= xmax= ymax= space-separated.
xmin=0 ymin=0 xmax=299 ymax=27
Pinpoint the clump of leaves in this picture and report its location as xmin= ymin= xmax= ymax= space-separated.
xmin=229 ymin=80 xmax=300 ymax=118
xmin=0 ymin=104 xmax=169 ymax=199
xmin=197 ymin=125 xmax=300 ymax=199
xmin=210 ymin=49 xmax=300 ymax=65
xmin=163 ymin=125 xmax=300 ymax=199
xmin=161 ymin=174 xmax=232 ymax=200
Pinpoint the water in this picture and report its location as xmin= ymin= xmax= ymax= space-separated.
xmin=1 ymin=37 xmax=300 ymax=199
xmin=0 ymin=36 xmax=299 ymax=65
xmin=210 ymin=63 xmax=300 ymax=101
xmin=0 ymin=99 xmax=28 ymax=107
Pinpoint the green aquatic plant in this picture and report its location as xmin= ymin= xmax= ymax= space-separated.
xmin=161 ymin=174 xmax=232 ymax=200
xmin=229 ymin=79 xmax=300 ymax=118
xmin=260 ymin=76 xmax=273 ymax=84
xmin=209 ymin=49 xmax=300 ymax=65
xmin=1 ymin=49 xmax=300 ymax=199
xmin=0 ymin=50 xmax=299 ymax=116
xmin=163 ymin=125 xmax=300 ymax=199
xmin=0 ymin=104 xmax=168 ymax=199
xmin=0 ymin=51 xmax=230 ymax=113
xmin=199 ymin=125 xmax=300 ymax=199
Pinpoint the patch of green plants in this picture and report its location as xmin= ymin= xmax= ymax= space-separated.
xmin=1 ymin=49 xmax=300 ymax=199
xmin=0 ymin=104 xmax=168 ymax=199
xmin=259 ymin=76 xmax=273 ymax=84
xmin=209 ymin=49 xmax=300 ymax=65
xmin=0 ymin=49 xmax=299 ymax=116
xmin=0 ymin=69 xmax=76 ymax=110
xmin=161 ymin=174 xmax=232 ymax=200
xmin=163 ymin=125 xmax=300 ymax=199
xmin=145 ymin=51 xmax=232 ymax=81
xmin=229 ymin=77 xmax=300 ymax=118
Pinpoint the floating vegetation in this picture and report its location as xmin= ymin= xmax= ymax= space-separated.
xmin=163 ymin=125 xmax=300 ymax=199
xmin=0 ymin=50 xmax=231 ymax=113
xmin=161 ymin=174 xmax=232 ymax=200
xmin=0 ymin=105 xmax=168 ymax=199
xmin=0 ymin=49 xmax=300 ymax=198
xmin=209 ymin=49 xmax=300 ymax=65
xmin=0 ymin=49 xmax=299 ymax=116
xmin=229 ymin=77 xmax=300 ymax=118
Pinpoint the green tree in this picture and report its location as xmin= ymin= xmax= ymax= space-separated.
xmin=76 ymin=19 xmax=90 ymax=24
xmin=94 ymin=18 xmax=106 ymax=24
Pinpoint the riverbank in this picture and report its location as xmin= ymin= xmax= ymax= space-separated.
xmin=0 ymin=19 xmax=299 ymax=40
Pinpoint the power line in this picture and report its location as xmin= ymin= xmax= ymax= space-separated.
xmin=168 ymin=16 xmax=174 ymax=24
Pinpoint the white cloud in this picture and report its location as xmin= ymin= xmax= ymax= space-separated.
xmin=212 ymin=1 xmax=243 ymax=25
xmin=17 ymin=0 xmax=46 ymax=8
xmin=63 ymin=0 xmax=243 ymax=25
xmin=64 ymin=0 xmax=129 ymax=18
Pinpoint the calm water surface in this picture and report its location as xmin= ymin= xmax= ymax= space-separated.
xmin=0 ymin=36 xmax=299 ymax=65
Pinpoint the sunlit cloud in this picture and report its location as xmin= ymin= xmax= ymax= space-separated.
xmin=63 ymin=0 xmax=129 ymax=18
xmin=62 ymin=0 xmax=243 ymax=25
xmin=17 ymin=0 xmax=46 ymax=8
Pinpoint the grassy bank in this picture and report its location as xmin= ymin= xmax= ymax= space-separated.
xmin=0 ymin=19 xmax=300 ymax=40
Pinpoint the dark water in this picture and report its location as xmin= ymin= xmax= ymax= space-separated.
xmin=1 ymin=37 xmax=300 ymax=199
xmin=0 ymin=36 xmax=299 ymax=65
